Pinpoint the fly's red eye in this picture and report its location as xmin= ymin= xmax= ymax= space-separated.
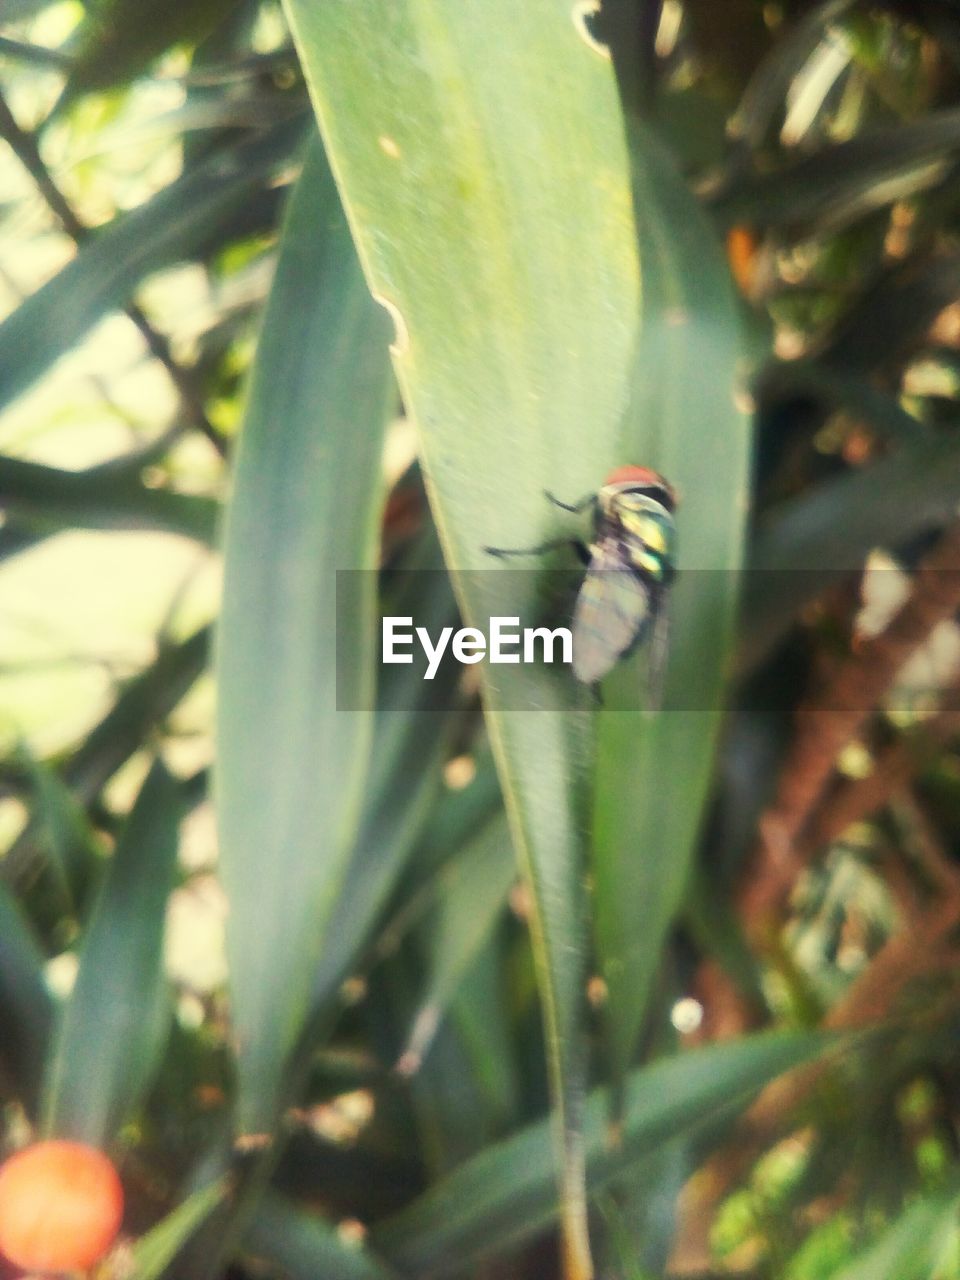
xmin=603 ymin=465 xmax=663 ymax=488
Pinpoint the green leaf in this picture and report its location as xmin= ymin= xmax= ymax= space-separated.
xmin=392 ymin=745 xmax=503 ymax=905
xmin=449 ymin=934 xmax=520 ymax=1134
xmin=400 ymin=811 xmax=515 ymax=1073
xmin=41 ymin=759 xmax=183 ymax=1144
xmin=216 ymin=137 xmax=394 ymax=1135
xmin=67 ymin=628 xmax=210 ymax=804
xmin=310 ymin=525 xmax=460 ymax=1010
xmin=743 ymin=429 xmax=960 ymax=671
xmin=0 ymin=118 xmax=305 ymax=416
xmin=0 ymin=455 xmax=218 ymax=545
xmin=2 ymin=631 xmax=209 ymax=891
xmin=375 ymin=1030 xmax=832 ymax=1277
xmin=712 ymin=106 xmax=960 ymax=233
xmin=19 ymin=746 xmax=104 ymax=915
xmin=833 ymin=1185 xmax=960 ymax=1280
xmin=246 ymin=1192 xmax=398 ymax=1280
xmin=0 ymin=36 xmax=71 ymax=70
xmin=728 ymin=0 xmax=857 ymax=151
xmin=0 ymin=880 xmax=53 ymax=1112
xmin=818 ymin=252 xmax=960 ymax=376
xmin=285 ymin=2 xmax=638 ymax=1268
xmin=129 ymin=1179 xmax=229 ymax=1280
xmin=758 ymin=360 xmax=932 ymax=445
xmin=592 ymin=122 xmax=750 ymax=1102
xmin=63 ymin=0 xmax=242 ymax=99
xmin=1 ymin=0 xmax=56 ymax=19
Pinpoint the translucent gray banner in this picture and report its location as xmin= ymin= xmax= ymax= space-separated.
xmin=336 ymin=569 xmax=960 ymax=712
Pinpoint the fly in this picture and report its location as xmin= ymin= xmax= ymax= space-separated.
xmin=485 ymin=466 xmax=678 ymax=702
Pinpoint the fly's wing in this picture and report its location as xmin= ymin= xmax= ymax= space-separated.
xmin=571 ymin=542 xmax=652 ymax=685
xmin=643 ymin=587 xmax=670 ymax=712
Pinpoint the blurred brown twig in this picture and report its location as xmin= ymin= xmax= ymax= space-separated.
xmin=738 ymin=520 xmax=960 ymax=940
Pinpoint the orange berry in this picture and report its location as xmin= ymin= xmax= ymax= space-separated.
xmin=0 ymin=1140 xmax=123 ymax=1273
xmin=726 ymin=225 xmax=760 ymax=296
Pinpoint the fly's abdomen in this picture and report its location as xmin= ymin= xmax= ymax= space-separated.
xmin=570 ymin=543 xmax=654 ymax=684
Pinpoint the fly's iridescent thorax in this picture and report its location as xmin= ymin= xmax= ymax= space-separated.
xmin=595 ymin=470 xmax=677 ymax=585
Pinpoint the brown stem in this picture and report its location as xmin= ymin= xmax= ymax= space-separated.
xmin=739 ymin=521 xmax=960 ymax=937
xmin=799 ymin=708 xmax=960 ymax=860
xmin=895 ymin=784 xmax=960 ymax=899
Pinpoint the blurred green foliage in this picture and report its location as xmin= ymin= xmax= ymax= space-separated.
xmin=0 ymin=2 xmax=959 ymax=1278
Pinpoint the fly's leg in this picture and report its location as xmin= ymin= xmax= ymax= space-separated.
xmin=484 ymin=538 xmax=589 ymax=562
xmin=544 ymin=490 xmax=596 ymax=515
xmin=485 ymin=487 xmax=595 ymax=557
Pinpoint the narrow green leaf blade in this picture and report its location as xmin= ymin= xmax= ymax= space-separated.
xmin=285 ymin=3 xmax=639 ymax=1268
xmin=713 ymin=107 xmax=960 ymax=233
xmin=0 ymin=881 xmax=53 ymax=1111
xmin=20 ymin=746 xmax=104 ymax=912
xmin=216 ymin=137 xmax=394 ymax=1135
xmin=743 ymin=430 xmax=960 ymax=670
xmin=64 ymin=0 xmax=241 ymax=98
xmin=0 ymin=120 xmax=303 ymax=415
xmin=834 ymin=1186 xmax=960 ymax=1280
xmin=246 ymin=1192 xmax=398 ymax=1280
xmin=375 ymin=1030 xmax=831 ymax=1277
xmin=593 ymin=123 xmax=750 ymax=1099
xmin=310 ymin=526 xmax=459 ymax=1010
xmin=0 ymin=455 xmax=217 ymax=545
xmin=400 ymin=812 xmax=515 ymax=1072
xmin=41 ymin=759 xmax=183 ymax=1144
xmin=129 ymin=1179 xmax=229 ymax=1280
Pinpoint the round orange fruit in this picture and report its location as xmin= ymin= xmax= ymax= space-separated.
xmin=0 ymin=1140 xmax=123 ymax=1272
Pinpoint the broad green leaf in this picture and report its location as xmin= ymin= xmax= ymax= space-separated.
xmin=285 ymin=3 xmax=638 ymax=1270
xmin=216 ymin=137 xmax=394 ymax=1135
xmin=309 ymin=528 xmax=460 ymax=1010
xmin=375 ymin=1030 xmax=831 ymax=1277
xmin=0 ymin=118 xmax=304 ymax=416
xmin=833 ymin=1185 xmax=960 ymax=1280
xmin=0 ymin=455 xmax=217 ymax=545
xmin=0 ymin=880 xmax=52 ymax=1112
xmin=742 ymin=429 xmax=960 ymax=671
xmin=42 ymin=759 xmax=183 ymax=1144
xmin=246 ymin=1192 xmax=398 ymax=1280
xmin=592 ymin=123 xmax=750 ymax=1103
xmin=129 ymin=1179 xmax=229 ymax=1280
